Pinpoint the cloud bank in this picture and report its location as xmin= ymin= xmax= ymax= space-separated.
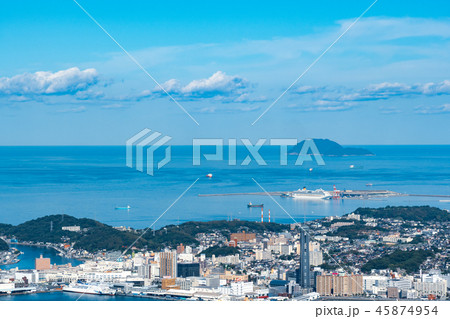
xmin=292 ymin=80 xmax=450 ymax=112
xmin=0 ymin=67 xmax=98 ymax=96
xmin=148 ymin=71 xmax=253 ymax=102
xmin=415 ymin=104 xmax=450 ymax=114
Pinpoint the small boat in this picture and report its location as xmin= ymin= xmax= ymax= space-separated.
xmin=439 ymin=200 xmax=450 ymax=202
xmin=248 ymin=202 xmax=264 ymax=208
xmin=206 ymin=173 xmax=213 ymax=178
xmin=366 ymin=183 xmax=373 ymax=187
xmin=115 ymin=205 xmax=131 ymax=210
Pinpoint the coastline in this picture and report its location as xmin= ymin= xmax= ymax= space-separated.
xmin=9 ymin=242 xmax=83 ymax=262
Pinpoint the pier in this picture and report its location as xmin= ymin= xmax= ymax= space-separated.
xmin=198 ymin=190 xmax=450 ymax=199
xmin=199 ymin=192 xmax=285 ymax=197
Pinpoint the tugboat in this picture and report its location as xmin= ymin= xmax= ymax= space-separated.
xmin=247 ymin=202 xmax=264 ymax=208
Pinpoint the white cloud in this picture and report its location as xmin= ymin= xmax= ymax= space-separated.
xmin=101 ymin=104 xmax=127 ymax=109
xmin=232 ymin=93 xmax=266 ymax=103
xmin=288 ymin=101 xmax=352 ymax=112
xmin=414 ymin=104 xmax=450 ymax=114
xmin=157 ymin=78 xmax=182 ymax=93
xmin=301 ymin=105 xmax=352 ymax=112
xmin=56 ymin=106 xmax=87 ymax=113
xmin=379 ymin=106 xmax=402 ymax=114
xmin=154 ymin=71 xmax=249 ymax=99
xmin=293 ymin=80 xmax=450 ymax=109
xmin=75 ymin=89 xmax=104 ymax=100
xmin=182 ymin=71 xmax=247 ymax=95
xmin=197 ymin=104 xmax=260 ymax=113
xmin=294 ymin=86 xmax=325 ymax=95
xmin=0 ymin=67 xmax=98 ymax=96
xmin=419 ymin=80 xmax=450 ymax=95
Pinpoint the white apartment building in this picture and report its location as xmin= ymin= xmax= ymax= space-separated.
xmin=309 ymin=242 xmax=323 ymax=266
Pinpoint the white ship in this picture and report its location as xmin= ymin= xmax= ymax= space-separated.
xmin=63 ymin=283 xmax=115 ymax=295
xmin=282 ymin=188 xmax=332 ymax=200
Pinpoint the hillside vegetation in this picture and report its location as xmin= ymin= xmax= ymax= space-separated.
xmin=0 ymin=215 xmax=288 ymax=253
xmin=1 ymin=215 xmax=143 ymax=252
xmin=354 ymin=206 xmax=450 ymax=222
xmin=200 ymin=245 xmax=240 ymax=257
xmin=0 ymin=238 xmax=9 ymax=251
xmin=361 ymin=250 xmax=434 ymax=274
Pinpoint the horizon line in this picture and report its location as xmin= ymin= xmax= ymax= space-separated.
xmin=0 ymin=144 xmax=450 ymax=147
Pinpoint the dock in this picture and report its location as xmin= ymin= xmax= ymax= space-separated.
xmin=199 ymin=192 xmax=284 ymax=197
xmin=198 ymin=190 xmax=450 ymax=199
xmin=198 ymin=190 xmax=400 ymax=198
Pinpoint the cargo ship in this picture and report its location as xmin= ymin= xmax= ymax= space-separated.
xmin=247 ymin=202 xmax=264 ymax=208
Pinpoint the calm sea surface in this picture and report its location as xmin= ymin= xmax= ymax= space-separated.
xmin=0 ymin=145 xmax=449 ymax=229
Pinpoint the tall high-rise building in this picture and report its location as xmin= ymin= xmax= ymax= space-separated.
xmin=159 ymin=251 xmax=177 ymax=278
xmin=297 ymin=227 xmax=310 ymax=288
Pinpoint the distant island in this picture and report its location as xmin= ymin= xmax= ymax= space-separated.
xmin=290 ymin=138 xmax=374 ymax=156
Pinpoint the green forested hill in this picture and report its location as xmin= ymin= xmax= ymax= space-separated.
xmin=0 ymin=215 xmax=144 ymax=252
xmin=0 ymin=215 xmax=288 ymax=253
xmin=361 ymin=249 xmax=434 ymax=273
xmin=354 ymin=206 xmax=450 ymax=222
xmin=200 ymin=245 xmax=240 ymax=257
xmin=142 ymin=219 xmax=289 ymax=249
xmin=0 ymin=238 xmax=9 ymax=251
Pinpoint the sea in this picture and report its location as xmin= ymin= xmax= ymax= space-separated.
xmin=0 ymin=145 xmax=449 ymax=300
xmin=0 ymin=145 xmax=449 ymax=228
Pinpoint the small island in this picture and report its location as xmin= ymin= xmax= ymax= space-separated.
xmin=290 ymin=138 xmax=374 ymax=156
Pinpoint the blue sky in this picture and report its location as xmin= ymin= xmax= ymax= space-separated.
xmin=1 ymin=0 xmax=449 ymax=145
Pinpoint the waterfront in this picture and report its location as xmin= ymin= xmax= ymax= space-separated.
xmin=1 ymin=205 xmax=448 ymax=301
xmin=0 ymin=291 xmax=152 ymax=301
xmin=0 ymin=245 xmax=83 ymax=270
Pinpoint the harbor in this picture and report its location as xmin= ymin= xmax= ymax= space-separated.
xmin=199 ymin=189 xmax=423 ymax=199
xmin=198 ymin=186 xmax=450 ymax=200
